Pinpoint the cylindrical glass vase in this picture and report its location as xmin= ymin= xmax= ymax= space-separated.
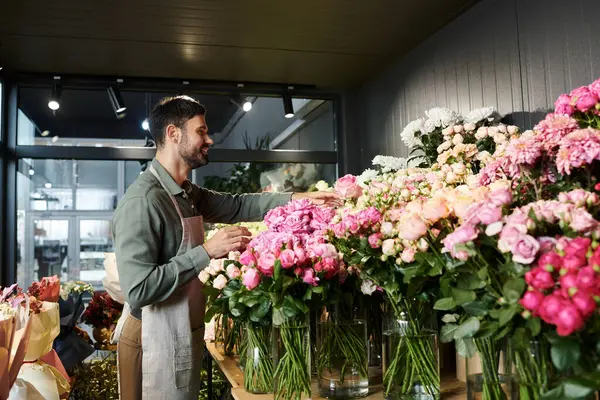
xmin=466 ymin=337 xmax=512 ymax=400
xmin=238 ymin=321 xmax=248 ymax=371
xmin=512 ymin=338 xmax=551 ymax=400
xmin=273 ymin=316 xmax=312 ymax=400
xmin=382 ymin=300 xmax=440 ymax=400
xmin=244 ymin=321 xmax=274 ymax=394
xmin=317 ymin=307 xmax=369 ymax=398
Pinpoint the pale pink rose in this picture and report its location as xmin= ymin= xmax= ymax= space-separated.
xmin=489 ymin=187 xmax=512 ymax=207
xmin=302 ymin=269 xmax=319 ymax=286
xmin=242 ymin=268 xmax=261 ymax=290
xmin=478 ymin=204 xmax=503 ymax=225
xmin=368 ymin=233 xmax=383 ymax=249
xmin=226 ymin=264 xmax=241 ymax=279
xmin=239 ymin=250 xmax=256 ymax=267
xmin=405 ymin=201 xmax=423 ymax=215
xmin=453 ymin=125 xmax=464 ymax=134
xmin=361 ymin=280 xmax=377 ymax=295
xmin=228 ymin=251 xmax=241 ymax=261
xmin=213 ymin=274 xmax=228 ymax=290
xmin=294 ymin=247 xmax=307 ymax=264
xmin=422 ymin=198 xmax=450 ymax=222
xmin=537 ymin=237 xmax=558 ymax=254
xmin=283 ymin=211 xmax=310 ymax=234
xmin=199 ymin=270 xmax=211 ymax=284
xmin=387 ymin=207 xmax=405 ymax=222
xmin=498 ymin=224 xmax=528 ymax=253
xmin=279 ymin=249 xmax=296 ymax=269
xmin=511 ymin=234 xmax=540 ymax=265
xmin=570 ymin=209 xmax=598 ymax=232
xmin=398 ymin=214 xmax=428 ymax=241
xmin=380 ymin=222 xmax=394 ymax=236
xmin=258 ymin=253 xmax=276 ymax=276
xmin=335 ymin=175 xmax=363 ymax=199
xmin=401 ymin=248 xmax=416 ymax=263
xmin=464 ymin=122 xmax=476 ymax=131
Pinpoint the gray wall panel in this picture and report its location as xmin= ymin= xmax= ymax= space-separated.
xmin=350 ymin=0 xmax=600 ymax=171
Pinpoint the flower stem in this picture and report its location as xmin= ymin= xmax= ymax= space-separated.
xmin=274 ymin=319 xmax=312 ymax=400
xmin=244 ymin=323 xmax=274 ymax=394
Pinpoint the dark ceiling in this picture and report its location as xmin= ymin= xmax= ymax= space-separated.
xmin=0 ymin=0 xmax=479 ymax=89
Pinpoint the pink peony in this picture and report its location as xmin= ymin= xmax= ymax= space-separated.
xmin=525 ymin=267 xmax=555 ymax=290
xmin=264 ymin=207 xmax=287 ymax=231
xmin=520 ymin=290 xmax=545 ymax=313
xmin=556 ymin=129 xmax=600 ymax=175
xmin=335 ymin=175 xmax=363 ymax=199
xmin=398 ymin=214 xmax=428 ymax=241
xmin=554 ymin=94 xmax=575 ymax=115
xmin=242 ymin=268 xmax=261 ymax=290
xmin=279 ymin=249 xmax=296 ymax=269
xmin=511 ymin=235 xmax=540 ymax=265
xmin=257 ymin=253 xmax=276 ymax=276
xmin=534 ymin=113 xmax=579 ymax=151
xmin=589 ymin=78 xmax=600 ymax=97
xmin=401 ymin=248 xmax=416 ymax=263
xmin=301 ymin=269 xmax=319 ymax=286
xmin=283 ymin=211 xmax=310 ymax=234
xmin=555 ymin=302 xmax=585 ymax=336
xmin=310 ymin=207 xmax=335 ymax=231
xmin=368 ymin=233 xmax=383 ymax=249
xmin=572 ymin=291 xmax=597 ymax=318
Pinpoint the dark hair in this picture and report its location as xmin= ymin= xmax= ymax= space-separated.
xmin=149 ymin=95 xmax=206 ymax=147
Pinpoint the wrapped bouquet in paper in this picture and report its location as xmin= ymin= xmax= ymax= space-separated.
xmin=102 ymin=252 xmax=124 ymax=304
xmin=53 ymin=282 xmax=95 ymax=371
xmin=82 ymin=291 xmax=123 ymax=350
xmin=3 ymin=279 xmax=71 ymax=400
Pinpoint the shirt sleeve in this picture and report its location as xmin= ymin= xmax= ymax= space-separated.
xmin=112 ymin=196 xmax=210 ymax=309
xmin=193 ymin=186 xmax=292 ymax=224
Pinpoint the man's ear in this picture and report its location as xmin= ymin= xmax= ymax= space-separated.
xmin=166 ymin=124 xmax=180 ymax=144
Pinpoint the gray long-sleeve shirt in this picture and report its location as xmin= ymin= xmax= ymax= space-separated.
xmin=111 ymin=158 xmax=292 ymax=319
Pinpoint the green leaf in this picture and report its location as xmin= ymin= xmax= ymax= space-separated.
xmin=540 ymin=385 xmax=564 ymax=400
xmin=462 ymin=301 xmax=488 ymax=317
xmin=440 ymin=324 xmax=458 ymax=343
xmin=274 ymin=260 xmax=282 ymax=281
xmin=551 ymin=339 xmax=581 ymax=371
xmin=497 ymin=304 xmax=518 ymax=327
xmin=272 ymin=308 xmax=285 ymax=326
xmin=562 ymin=378 xmax=596 ymax=399
xmin=475 ymin=322 xmax=499 ymax=339
xmin=454 ymin=317 xmax=480 ymax=339
xmin=451 ymin=288 xmax=476 ymax=306
xmin=526 ymin=317 xmax=542 ymax=337
xmin=455 ymin=337 xmax=476 ymax=358
xmin=303 ymin=288 xmax=312 ymax=301
xmin=249 ymin=301 xmax=270 ymax=322
xmin=434 ymin=297 xmax=456 ymax=311
xmin=312 ymin=286 xmax=324 ymax=294
xmin=457 ymin=275 xmax=486 ymax=290
xmin=441 ymin=314 xmax=459 ymax=324
xmin=503 ymin=278 xmax=526 ymax=303
xmin=510 ymin=328 xmax=532 ymax=351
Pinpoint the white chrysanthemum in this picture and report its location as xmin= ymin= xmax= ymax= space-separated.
xmin=425 ymin=107 xmax=461 ymax=128
xmin=464 ymin=106 xmax=498 ymax=124
xmin=372 ymin=155 xmax=408 ymax=171
xmin=357 ymin=168 xmax=379 ymax=187
xmin=400 ymin=118 xmax=425 ymax=148
xmin=0 ymin=303 xmax=16 ymax=321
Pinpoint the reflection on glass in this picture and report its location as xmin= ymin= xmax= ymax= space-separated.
xmin=17 ymin=87 xmax=336 ymax=151
xmin=79 ymin=220 xmax=114 ymax=289
xmin=33 ymin=219 xmax=69 ymax=283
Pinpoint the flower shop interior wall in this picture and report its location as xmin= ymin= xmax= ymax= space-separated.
xmin=343 ymin=0 xmax=600 ymax=173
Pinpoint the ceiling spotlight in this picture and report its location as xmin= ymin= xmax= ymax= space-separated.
xmin=45 ymin=183 xmax=52 ymax=189
xmin=107 ymin=85 xmax=127 ymax=117
xmin=48 ymin=78 xmax=62 ymax=111
xmin=41 ymin=130 xmax=50 ymax=137
xmin=283 ymin=93 xmax=294 ymax=119
xmin=142 ymin=119 xmax=150 ymax=131
xmin=28 ymin=169 xmax=35 ymax=176
xmin=231 ymin=94 xmax=252 ymax=112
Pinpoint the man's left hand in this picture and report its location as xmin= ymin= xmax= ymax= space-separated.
xmin=292 ymin=192 xmax=343 ymax=208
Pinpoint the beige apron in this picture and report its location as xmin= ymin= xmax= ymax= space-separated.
xmin=141 ymin=165 xmax=205 ymax=399
xmin=112 ymin=165 xmax=206 ymax=400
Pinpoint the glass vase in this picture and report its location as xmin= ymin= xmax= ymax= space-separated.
xmin=466 ymin=337 xmax=512 ymax=400
xmin=382 ymin=299 xmax=440 ymax=400
xmin=512 ymin=338 xmax=551 ymax=400
xmin=238 ymin=321 xmax=248 ymax=371
xmin=273 ymin=316 xmax=312 ymax=400
xmin=317 ymin=307 xmax=369 ymax=398
xmin=244 ymin=321 xmax=274 ymax=394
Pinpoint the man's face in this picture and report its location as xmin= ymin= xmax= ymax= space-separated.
xmin=178 ymin=115 xmax=213 ymax=169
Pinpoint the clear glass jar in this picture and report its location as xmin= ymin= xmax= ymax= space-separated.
xmin=273 ymin=316 xmax=312 ymax=400
xmin=317 ymin=306 xmax=369 ymax=398
xmin=466 ymin=337 xmax=512 ymax=400
xmin=244 ymin=321 xmax=273 ymax=394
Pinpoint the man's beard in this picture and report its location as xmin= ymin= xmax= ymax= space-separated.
xmin=179 ymin=130 xmax=209 ymax=169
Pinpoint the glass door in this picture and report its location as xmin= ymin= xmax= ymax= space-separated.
xmin=27 ymin=218 xmax=71 ymax=287
xmin=77 ymin=218 xmax=114 ymax=290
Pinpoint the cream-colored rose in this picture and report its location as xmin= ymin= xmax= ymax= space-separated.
xmin=493 ymin=134 xmax=507 ymax=144
xmin=488 ymin=126 xmax=499 ymax=135
xmin=452 ymin=162 xmax=467 ymax=174
xmin=213 ymin=274 xmax=228 ymax=290
xmin=507 ymin=125 xmax=519 ymax=135
xmin=442 ymin=126 xmax=454 ymax=136
xmin=380 ymin=221 xmax=394 ymax=236
xmin=476 ymin=127 xmax=488 ymax=139
xmin=423 ymin=198 xmax=450 ymax=222
xmin=315 ymin=180 xmax=330 ymax=191
xmin=497 ymin=124 xmax=507 ymax=133
xmin=398 ymin=214 xmax=428 ymax=241
xmin=464 ymin=122 xmax=476 ymax=131
xmin=382 ymin=239 xmax=397 ymax=256
xmin=453 ymin=125 xmax=464 ymax=133
xmin=199 ymin=270 xmax=211 ymax=284
xmin=445 ymin=171 xmax=457 ymax=183
xmin=452 ymin=134 xmax=464 ymax=145
xmin=485 ymin=221 xmax=503 ymax=236
xmin=405 ymin=201 xmax=423 ymax=214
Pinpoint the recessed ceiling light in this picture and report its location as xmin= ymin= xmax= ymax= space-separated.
xmin=51 ymin=136 xmax=59 ymax=143
xmin=28 ymin=169 xmax=35 ymax=176
xmin=45 ymin=183 xmax=52 ymax=189
xmin=41 ymin=130 xmax=50 ymax=137
xmin=142 ymin=119 xmax=150 ymax=131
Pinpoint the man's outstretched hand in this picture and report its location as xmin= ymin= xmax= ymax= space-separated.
xmin=292 ymin=192 xmax=343 ymax=208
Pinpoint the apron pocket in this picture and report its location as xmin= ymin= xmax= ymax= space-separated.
xmin=174 ymin=334 xmax=193 ymax=389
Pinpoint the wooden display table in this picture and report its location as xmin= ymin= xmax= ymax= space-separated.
xmin=205 ymin=342 xmax=467 ymax=400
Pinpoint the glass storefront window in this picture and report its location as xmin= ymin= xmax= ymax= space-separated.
xmin=17 ymin=87 xmax=336 ymax=152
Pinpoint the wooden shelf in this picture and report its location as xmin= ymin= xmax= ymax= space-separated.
xmin=206 ymin=342 xmax=467 ymax=400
